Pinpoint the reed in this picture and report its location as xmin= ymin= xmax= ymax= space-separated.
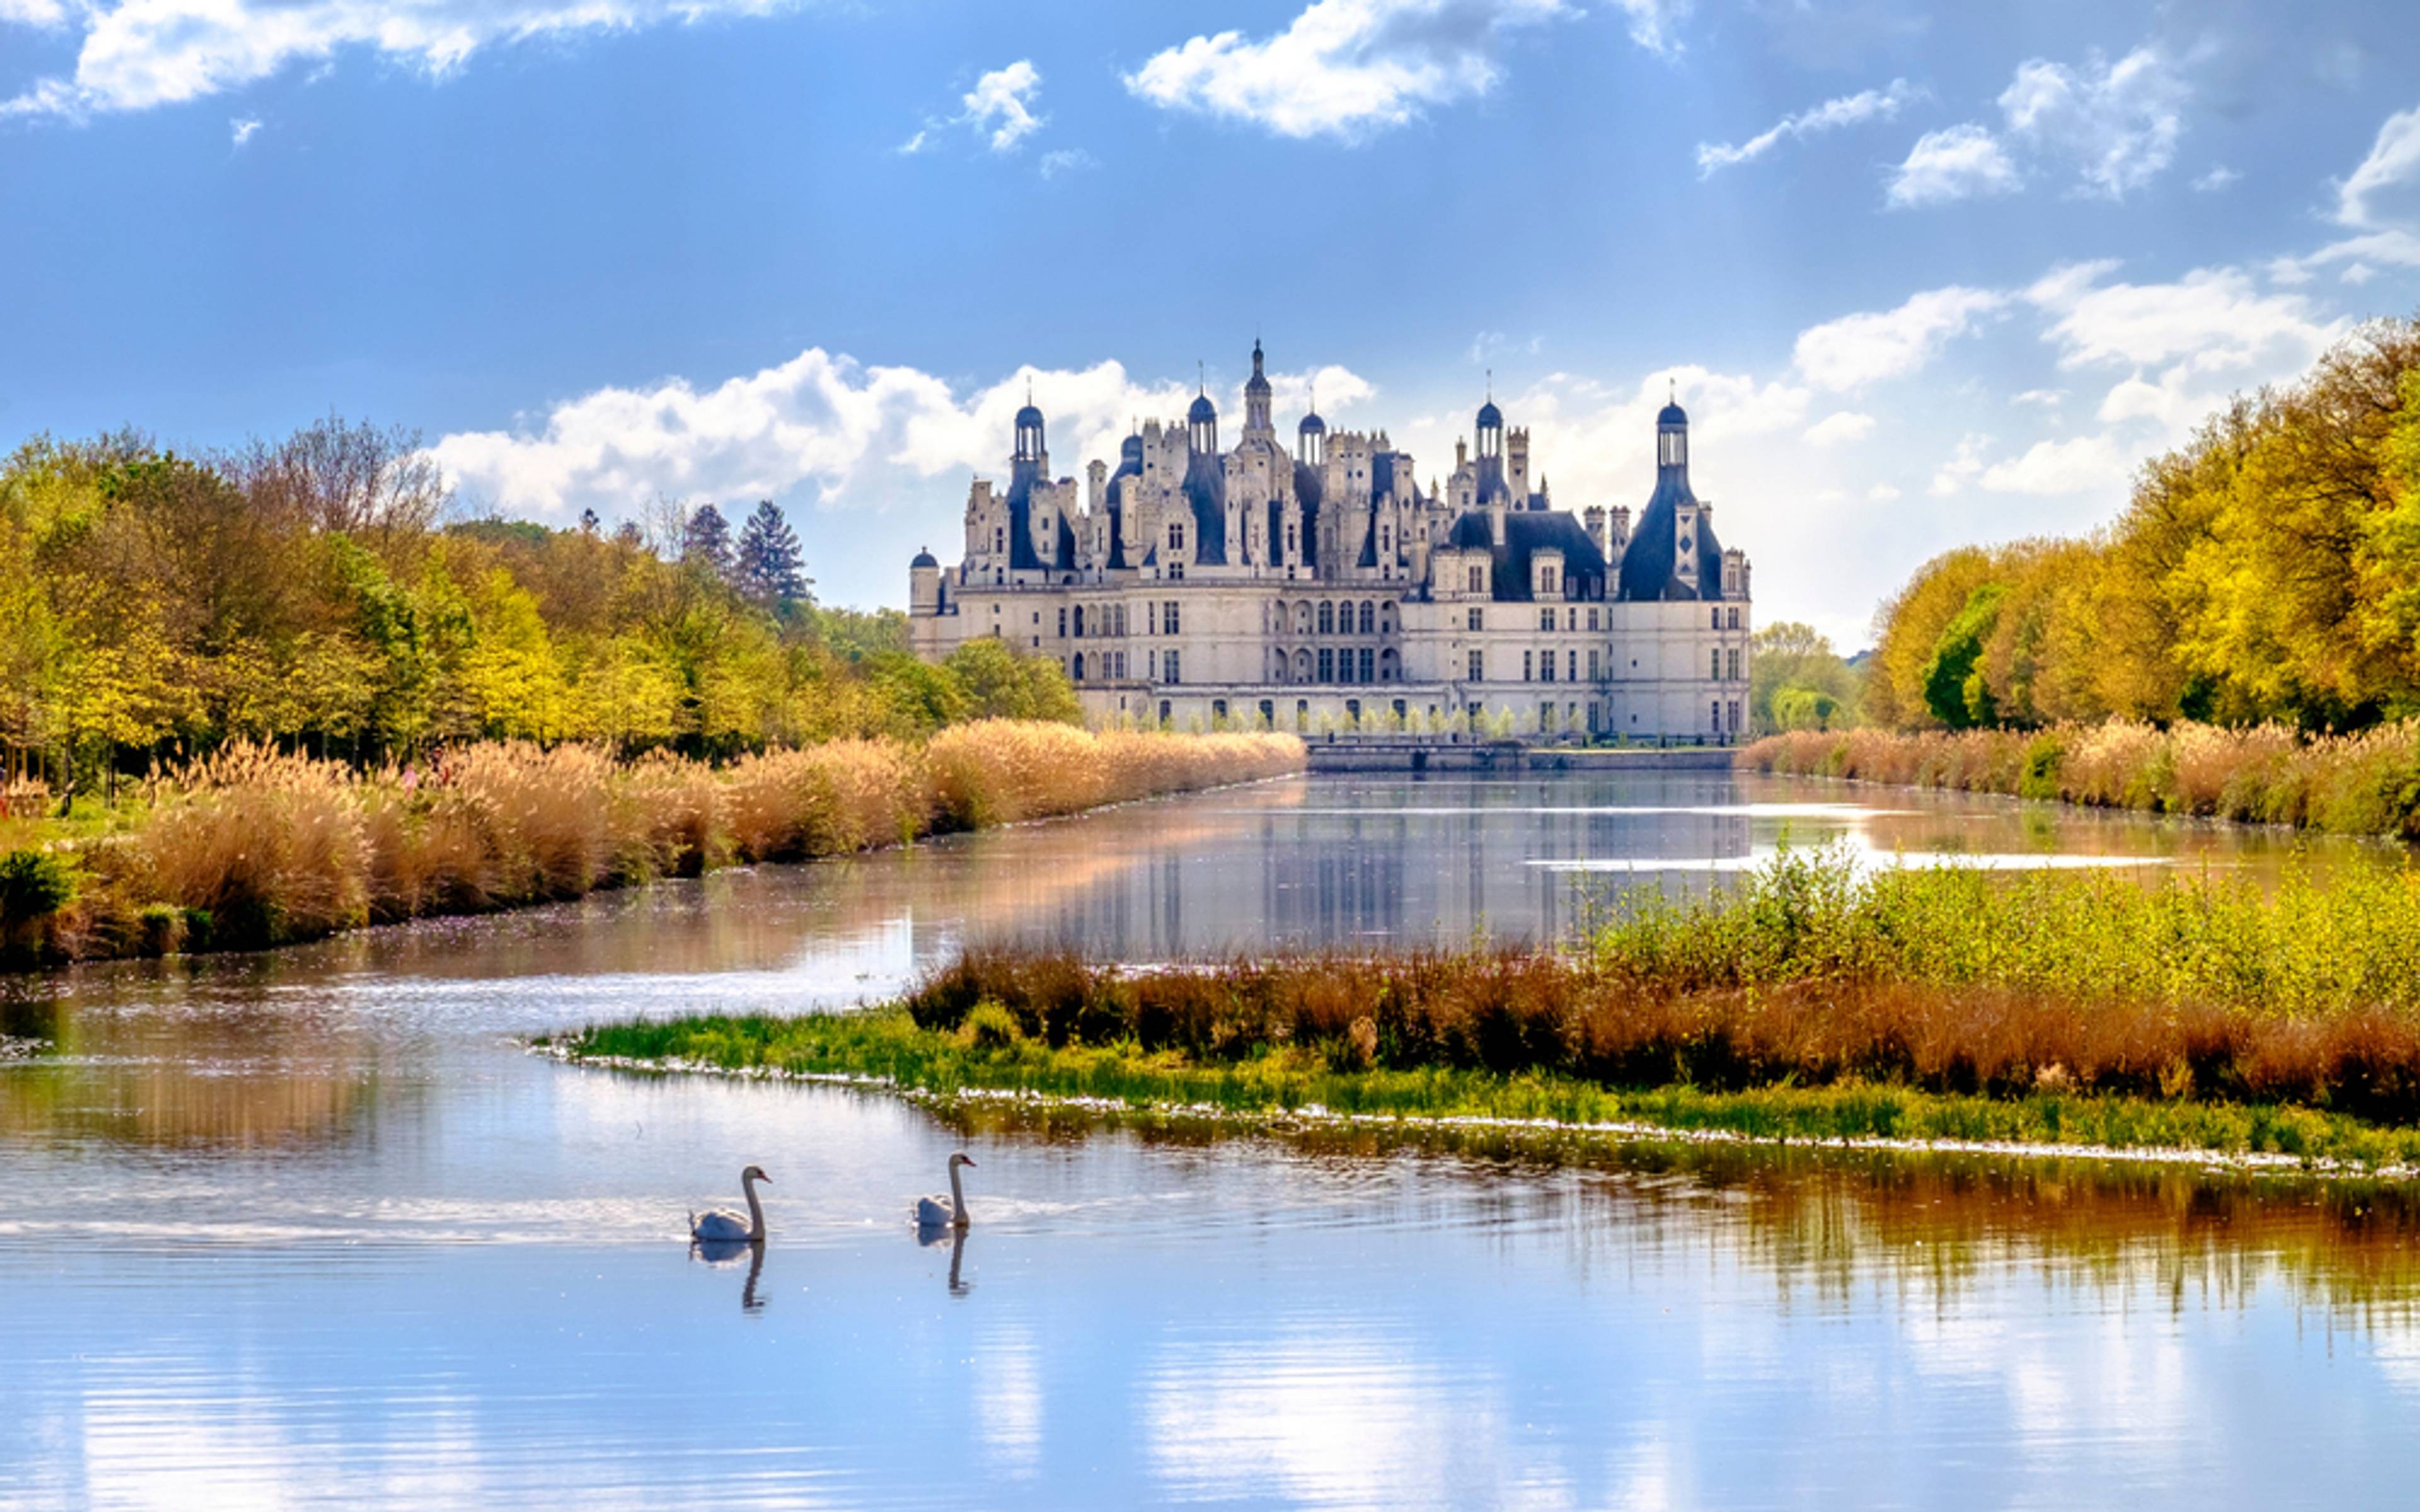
xmin=563 ymin=846 xmax=2420 ymax=1159
xmin=5 ymin=726 xmax=1303 ymax=968
xmin=1744 ymin=719 xmax=2420 ymax=839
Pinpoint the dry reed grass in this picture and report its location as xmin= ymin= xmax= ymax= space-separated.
xmin=1744 ymin=720 xmax=2420 ymax=838
xmin=10 ymin=725 xmax=1304 ymax=965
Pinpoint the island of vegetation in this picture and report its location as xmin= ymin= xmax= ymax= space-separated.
xmin=551 ymin=846 xmax=2420 ymax=1170
xmin=0 ymin=418 xmax=1301 ymax=968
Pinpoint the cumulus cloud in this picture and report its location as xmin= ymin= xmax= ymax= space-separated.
xmin=1928 ymin=433 xmax=1990 ymax=497
xmin=1696 ymin=77 xmax=1919 ymax=177
xmin=1608 ymin=0 xmax=1690 ymax=55
xmin=427 ymin=346 xmax=1375 ymax=522
xmin=960 ymin=60 xmax=1042 ymax=152
xmin=1792 ymin=285 xmax=2008 ymax=391
xmin=1980 ymin=434 xmax=2128 ymax=496
xmin=229 ymin=115 xmax=260 ymax=146
xmin=3 ymin=0 xmax=804 ymax=119
xmin=2191 ymin=164 xmax=2238 ymax=192
xmin=2024 ymin=260 xmax=2339 ymax=377
xmin=0 ymin=0 xmax=70 ymax=24
xmin=1122 ymin=0 xmax=1577 ymax=141
xmin=1802 ymin=410 xmax=1877 ymax=447
xmin=1886 ymin=123 xmax=2020 ymax=207
xmin=1997 ymin=46 xmax=2186 ymax=200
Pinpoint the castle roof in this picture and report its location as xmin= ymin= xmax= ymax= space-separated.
xmin=1446 ymin=507 xmax=1609 ymax=602
xmin=1615 ymin=462 xmax=1728 ymax=602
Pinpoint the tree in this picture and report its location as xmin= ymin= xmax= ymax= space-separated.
xmin=1747 ymin=621 xmax=1862 ymax=734
xmin=943 ymin=637 xmax=1083 ymax=724
xmin=1920 ymin=583 xmax=2006 ymax=728
xmin=681 ymin=503 xmax=733 ymax=581
xmin=734 ymin=500 xmax=809 ymax=609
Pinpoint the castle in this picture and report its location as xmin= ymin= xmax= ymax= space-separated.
xmin=908 ymin=342 xmax=1753 ymax=740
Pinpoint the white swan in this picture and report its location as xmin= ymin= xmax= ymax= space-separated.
xmin=914 ymin=1152 xmax=976 ymax=1229
xmin=691 ymin=1164 xmax=770 ymax=1243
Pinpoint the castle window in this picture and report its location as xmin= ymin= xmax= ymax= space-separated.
xmin=1358 ymin=602 xmax=1374 ymax=634
xmin=1164 ymin=650 xmax=1181 ymax=684
xmin=1058 ymin=607 xmax=1067 ymax=638
xmin=1567 ymin=608 xmax=1577 ymax=632
xmin=1171 ymin=523 xmax=1185 ymax=551
xmin=1710 ymin=607 xmax=1722 ymax=629
xmin=1469 ymin=650 xmax=1484 ymax=682
xmin=1382 ymin=602 xmax=1397 ymax=633
xmin=1296 ymin=700 xmax=1310 ymax=730
xmin=1259 ymin=699 xmax=1275 ymax=727
xmin=1540 ymin=651 xmax=1555 ymax=684
xmin=1164 ymin=600 xmax=1181 ymax=635
xmin=1523 ymin=651 xmax=1535 ymax=682
xmin=1710 ymin=649 xmax=1722 ymax=680
xmin=1587 ymin=607 xmax=1599 ymax=631
xmin=1358 ymin=648 xmax=1374 ymax=682
xmin=1467 ymin=566 xmax=1484 ymax=594
xmin=1538 ymin=608 xmax=1555 ymax=631
xmin=1318 ymin=602 xmax=1334 ymax=634
xmin=1168 ymin=563 xmax=1184 ymax=580
xmin=1727 ymin=607 xmax=1741 ymax=630
xmin=1588 ymin=649 xmax=1600 ymax=680
xmin=1467 ymin=608 xmax=1484 ymax=632
xmin=1318 ymin=648 xmax=1335 ymax=682
xmin=1213 ymin=700 xmax=1227 ymax=724
xmin=1161 ymin=701 xmax=1173 ymax=725
xmin=1711 ymin=700 xmax=1721 ymax=731
xmin=1727 ymin=648 xmax=1741 ymax=681
xmin=1147 ymin=603 xmax=1158 ymax=634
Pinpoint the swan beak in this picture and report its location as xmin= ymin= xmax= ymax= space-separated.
xmin=962 ymin=1157 xmax=977 ymax=1167
xmin=760 ymin=1172 xmax=773 ymax=1183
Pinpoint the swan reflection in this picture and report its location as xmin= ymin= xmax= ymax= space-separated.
xmin=917 ymin=1223 xmax=972 ymax=1297
xmin=691 ymin=1237 xmax=768 ymax=1313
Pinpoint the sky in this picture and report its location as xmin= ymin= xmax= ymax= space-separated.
xmin=4 ymin=0 xmax=2419 ymax=648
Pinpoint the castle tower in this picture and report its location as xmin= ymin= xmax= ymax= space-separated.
xmin=1298 ymin=400 xmax=1326 ymax=468
xmin=1243 ymin=340 xmax=1273 ymax=438
xmin=1188 ymin=385 xmax=1218 ymax=455
xmin=1013 ymin=395 xmax=1047 ymax=483
xmin=1664 ymin=398 xmax=1700 ymax=595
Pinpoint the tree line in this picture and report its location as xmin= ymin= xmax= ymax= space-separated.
xmin=0 ymin=417 xmax=1079 ymax=802
xmin=1865 ymin=316 xmax=2420 ymax=733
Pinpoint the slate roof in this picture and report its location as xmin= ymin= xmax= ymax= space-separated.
xmin=1445 ymin=507 xmax=1610 ymax=602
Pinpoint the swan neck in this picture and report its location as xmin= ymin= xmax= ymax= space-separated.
xmin=948 ymin=1162 xmax=968 ymax=1223
xmin=742 ymin=1172 xmax=766 ymax=1241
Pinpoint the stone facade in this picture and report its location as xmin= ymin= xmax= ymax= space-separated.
xmin=909 ymin=343 xmax=1753 ymax=740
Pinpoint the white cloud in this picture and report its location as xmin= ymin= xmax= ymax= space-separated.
xmin=2024 ymin=260 xmax=2340 ymax=377
xmin=1696 ymin=77 xmax=1919 ymax=177
xmin=1866 ymin=483 xmax=1901 ymax=501
xmin=229 ymin=115 xmax=260 ymax=146
xmin=1928 ymin=433 xmax=1990 ymax=497
xmin=427 ymin=346 xmax=1376 ymax=522
xmin=1122 ymin=0 xmax=1577 ymax=142
xmin=1802 ymin=410 xmax=1876 ymax=447
xmin=3 ymin=1 xmax=805 ymax=119
xmin=0 ymin=0 xmax=70 ymax=24
xmin=1039 ymin=148 xmax=1098 ymax=180
xmin=1886 ymin=123 xmax=2020 ymax=207
xmin=960 ymin=60 xmax=1042 ymax=152
xmin=1980 ymin=434 xmax=2128 ymax=496
xmin=2012 ymin=387 xmax=2065 ymax=408
xmin=2334 ymin=102 xmax=2420 ymax=229
xmin=1997 ymin=46 xmax=2186 ymax=200
xmin=2341 ymin=261 xmax=2377 ymax=286
xmin=1792 ymin=285 xmax=2008 ymax=391
xmin=2191 ymin=164 xmax=2238 ymax=192
xmin=1608 ymin=0 xmax=1689 ymax=55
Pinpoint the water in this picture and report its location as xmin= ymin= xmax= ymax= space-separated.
xmin=3 ymin=770 xmax=2416 ymax=1510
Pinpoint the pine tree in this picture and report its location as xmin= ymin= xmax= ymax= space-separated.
xmin=734 ymin=499 xmax=810 ymax=608
xmin=681 ymin=503 xmax=733 ymax=581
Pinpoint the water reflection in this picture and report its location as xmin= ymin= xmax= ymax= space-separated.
xmin=918 ymin=1225 xmax=973 ymax=1297
xmin=5 ymin=770 xmax=2420 ymax=1508
xmin=692 ymin=1238 xmax=767 ymax=1313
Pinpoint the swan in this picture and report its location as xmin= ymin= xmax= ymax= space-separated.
xmin=914 ymin=1152 xmax=976 ymax=1229
xmin=690 ymin=1164 xmax=770 ymax=1243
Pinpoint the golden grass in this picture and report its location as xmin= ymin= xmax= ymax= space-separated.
xmin=1744 ymin=719 xmax=2420 ymax=838
xmin=9 ymin=726 xmax=1303 ymax=964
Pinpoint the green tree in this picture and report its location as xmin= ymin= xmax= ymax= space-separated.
xmin=734 ymin=500 xmax=810 ymax=609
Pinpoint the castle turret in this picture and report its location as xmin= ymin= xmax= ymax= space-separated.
xmin=909 ymin=547 xmax=941 ymax=615
xmin=1243 ymin=340 xmax=1273 ymax=438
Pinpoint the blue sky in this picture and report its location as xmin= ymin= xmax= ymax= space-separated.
xmin=4 ymin=0 xmax=2419 ymax=646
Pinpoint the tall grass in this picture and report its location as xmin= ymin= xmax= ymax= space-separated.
xmin=1744 ymin=720 xmax=2420 ymax=839
xmin=9 ymin=725 xmax=1303 ymax=966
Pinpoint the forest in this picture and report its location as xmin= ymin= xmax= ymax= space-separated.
xmin=1864 ymin=316 xmax=2420 ymax=734
xmin=0 ymin=418 xmax=1080 ymax=806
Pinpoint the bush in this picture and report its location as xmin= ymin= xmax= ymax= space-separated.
xmin=0 ymin=848 xmax=74 ymax=924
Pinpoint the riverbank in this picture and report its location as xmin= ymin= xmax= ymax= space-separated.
xmin=543 ymin=1005 xmax=2420 ymax=1171
xmin=546 ymin=847 xmax=2420 ymax=1171
xmin=0 ymin=723 xmax=1303 ymax=970
xmin=1741 ymin=721 xmax=2420 ymax=840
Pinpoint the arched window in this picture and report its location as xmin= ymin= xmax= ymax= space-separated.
xmin=1380 ymin=648 xmax=1400 ymax=682
xmin=1294 ymin=649 xmax=1314 ymax=682
xmin=1318 ymin=602 xmax=1335 ymax=634
xmin=1357 ymin=601 xmax=1374 ymax=634
xmin=1381 ymin=601 xmax=1397 ymax=633
xmin=1073 ymin=653 xmax=1086 ymax=681
xmin=1296 ymin=603 xmax=1313 ymax=634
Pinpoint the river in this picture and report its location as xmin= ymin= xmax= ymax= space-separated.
xmin=3 ymin=770 xmax=2416 ymax=1510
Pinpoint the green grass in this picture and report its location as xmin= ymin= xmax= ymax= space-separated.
xmin=551 ymin=1007 xmax=2420 ymax=1169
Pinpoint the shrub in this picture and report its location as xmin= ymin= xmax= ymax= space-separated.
xmin=0 ymin=848 xmax=74 ymax=925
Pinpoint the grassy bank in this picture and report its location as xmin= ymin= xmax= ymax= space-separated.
xmin=0 ymin=723 xmax=1301 ymax=968
xmin=1743 ymin=720 xmax=2420 ymax=840
xmin=550 ymin=849 xmax=2420 ymax=1167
